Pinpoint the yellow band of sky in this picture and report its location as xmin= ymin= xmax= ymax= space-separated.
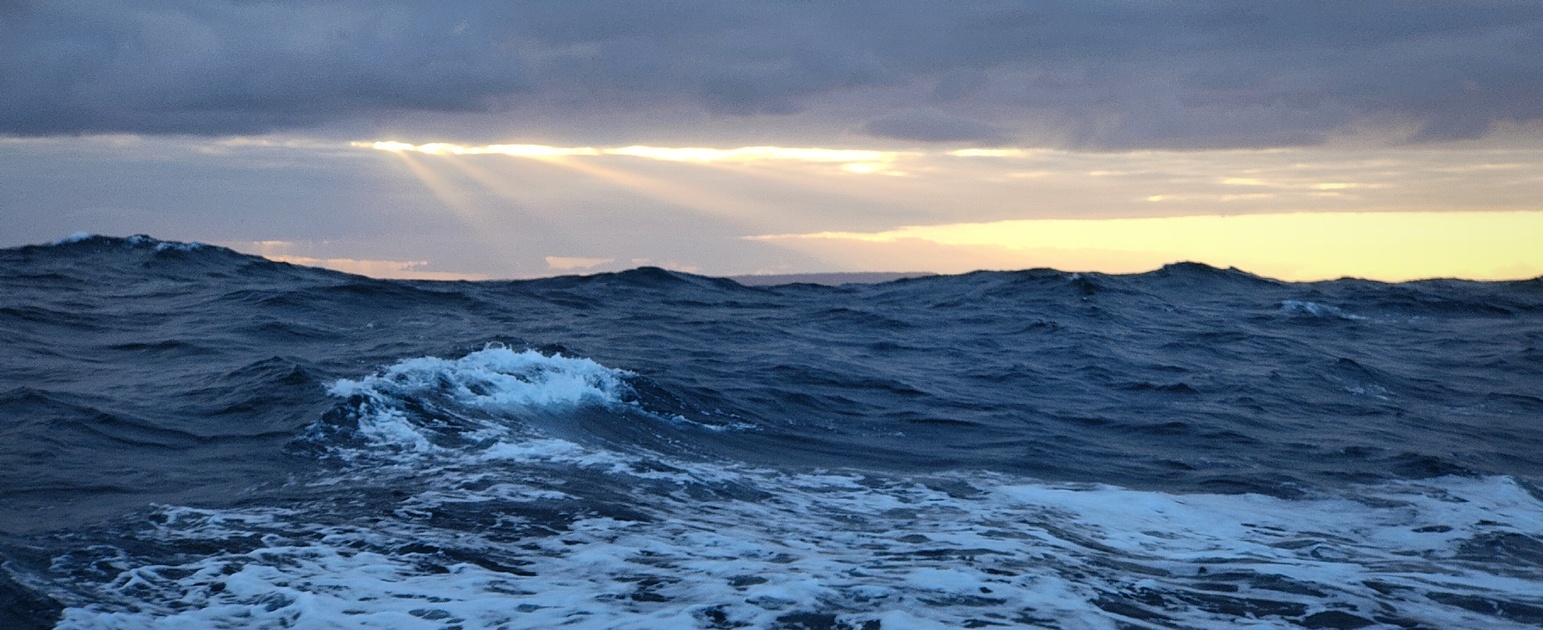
xmin=753 ymin=211 xmax=1543 ymax=282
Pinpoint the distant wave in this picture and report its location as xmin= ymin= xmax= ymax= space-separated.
xmin=3 ymin=235 xmax=1541 ymax=629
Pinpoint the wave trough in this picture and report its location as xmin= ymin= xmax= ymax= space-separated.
xmin=2 ymin=235 xmax=1541 ymax=629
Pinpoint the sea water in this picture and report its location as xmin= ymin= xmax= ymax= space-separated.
xmin=2 ymin=235 xmax=1541 ymax=629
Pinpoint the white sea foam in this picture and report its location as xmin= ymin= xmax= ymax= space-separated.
xmin=45 ymin=233 xmax=207 ymax=251
xmin=331 ymin=347 xmax=632 ymax=410
xmin=324 ymin=345 xmax=634 ymax=456
xmin=48 ymin=349 xmax=1543 ymax=629
xmin=50 ymin=231 xmax=97 ymax=245
xmin=51 ymin=468 xmax=1543 ymax=629
xmin=149 ymin=239 xmax=205 ymax=252
xmin=1280 ymin=300 xmax=1365 ymax=320
xmin=328 ymin=345 xmax=631 ymax=409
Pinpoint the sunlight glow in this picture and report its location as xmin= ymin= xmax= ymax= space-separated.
xmin=344 ymin=138 xmax=1543 ymax=280
xmin=356 ymin=140 xmax=907 ymax=173
xmin=228 ymin=241 xmax=486 ymax=280
xmin=389 ymin=151 xmax=481 ymax=219
xmin=752 ymin=211 xmax=1543 ymax=282
xmin=948 ymin=149 xmax=1036 ymax=158
xmin=354 ymin=141 xmax=600 ymax=157
xmin=605 ymin=145 xmax=899 ymax=163
xmin=539 ymin=154 xmax=784 ymax=222
xmin=545 ymin=256 xmax=615 ymax=271
xmin=265 ymin=255 xmax=486 ymax=280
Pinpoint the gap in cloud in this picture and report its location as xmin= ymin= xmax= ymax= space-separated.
xmin=356 ymin=140 xmax=915 ymax=176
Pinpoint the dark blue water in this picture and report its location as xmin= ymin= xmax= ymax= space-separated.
xmin=3 ymin=234 xmax=1542 ymax=629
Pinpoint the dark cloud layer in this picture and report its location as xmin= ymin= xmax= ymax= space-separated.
xmin=5 ymin=1 xmax=1543 ymax=148
xmin=860 ymin=110 xmax=1005 ymax=144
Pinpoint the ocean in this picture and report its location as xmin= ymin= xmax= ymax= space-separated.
xmin=2 ymin=234 xmax=1541 ymax=629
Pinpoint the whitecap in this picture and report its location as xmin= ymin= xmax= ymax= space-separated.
xmin=1280 ymin=300 xmax=1364 ymax=320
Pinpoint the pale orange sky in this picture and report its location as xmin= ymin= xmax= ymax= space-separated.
xmin=267 ymin=138 xmax=1543 ymax=282
xmin=4 ymin=133 xmax=1542 ymax=282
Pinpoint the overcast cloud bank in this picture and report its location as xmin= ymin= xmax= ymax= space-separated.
xmin=5 ymin=1 xmax=1543 ymax=148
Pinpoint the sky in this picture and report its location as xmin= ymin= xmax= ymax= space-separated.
xmin=4 ymin=1 xmax=1543 ymax=281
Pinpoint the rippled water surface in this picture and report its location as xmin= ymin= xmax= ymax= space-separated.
xmin=2 ymin=235 xmax=1541 ymax=629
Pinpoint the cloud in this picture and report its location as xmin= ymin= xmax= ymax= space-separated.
xmin=361 ymin=139 xmax=904 ymax=162
xmin=227 ymin=239 xmax=486 ymax=279
xmin=264 ymin=255 xmax=487 ymax=281
xmin=859 ymin=110 xmax=1005 ymax=144
xmin=358 ymin=140 xmax=911 ymax=174
xmin=4 ymin=2 xmax=1543 ymax=148
xmin=544 ymin=256 xmax=614 ymax=271
xmin=1 ymin=2 xmax=531 ymax=136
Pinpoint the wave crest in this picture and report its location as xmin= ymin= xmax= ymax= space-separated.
xmin=320 ymin=345 xmax=634 ymax=455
